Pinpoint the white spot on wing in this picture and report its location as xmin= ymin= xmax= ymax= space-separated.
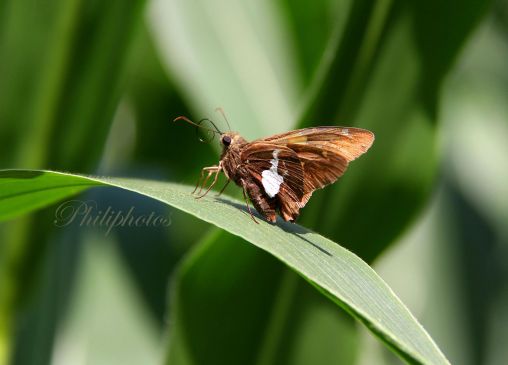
xmin=342 ymin=128 xmax=350 ymax=136
xmin=261 ymin=149 xmax=284 ymax=198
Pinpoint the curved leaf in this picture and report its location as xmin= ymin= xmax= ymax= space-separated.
xmin=296 ymin=0 xmax=490 ymax=262
xmin=0 ymin=1 xmax=148 ymax=362
xmin=168 ymin=230 xmax=359 ymax=365
xmin=0 ymin=169 xmax=450 ymax=365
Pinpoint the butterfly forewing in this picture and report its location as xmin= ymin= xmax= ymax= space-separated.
xmin=260 ymin=126 xmax=374 ymax=162
xmin=257 ymin=126 xmax=374 ymax=197
xmin=239 ymin=127 xmax=374 ymax=220
xmin=241 ymin=143 xmax=305 ymax=201
xmin=287 ymin=143 xmax=348 ymax=197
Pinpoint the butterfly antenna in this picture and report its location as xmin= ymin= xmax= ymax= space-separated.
xmin=215 ymin=107 xmax=232 ymax=131
xmin=173 ymin=116 xmax=222 ymax=142
xmin=173 ymin=116 xmax=220 ymax=133
xmin=202 ymin=118 xmax=222 ymax=134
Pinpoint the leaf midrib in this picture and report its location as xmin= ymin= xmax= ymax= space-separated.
xmin=0 ymin=182 xmax=99 ymax=202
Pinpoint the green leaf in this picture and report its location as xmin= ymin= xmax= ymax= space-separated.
xmin=168 ymin=230 xmax=359 ymax=365
xmin=294 ymin=0 xmax=491 ymax=262
xmin=0 ymin=169 xmax=450 ymax=365
xmin=0 ymin=171 xmax=96 ymax=222
xmin=275 ymin=0 xmax=353 ymax=86
xmin=149 ymin=0 xmax=298 ymax=138
xmin=0 ymin=1 xmax=148 ymax=362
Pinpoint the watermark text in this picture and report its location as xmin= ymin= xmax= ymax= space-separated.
xmin=54 ymin=200 xmax=171 ymax=236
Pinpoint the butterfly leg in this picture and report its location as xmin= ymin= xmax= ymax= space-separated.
xmin=193 ymin=165 xmax=220 ymax=195
xmin=241 ymin=183 xmax=259 ymax=224
xmin=215 ymin=179 xmax=230 ymax=197
xmin=195 ymin=165 xmax=222 ymax=199
xmin=197 ymin=170 xmax=214 ymax=195
xmin=192 ymin=168 xmax=207 ymax=194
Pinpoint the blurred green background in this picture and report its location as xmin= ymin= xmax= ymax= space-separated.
xmin=0 ymin=0 xmax=507 ymax=364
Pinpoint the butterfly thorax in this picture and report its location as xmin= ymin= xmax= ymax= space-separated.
xmin=219 ymin=132 xmax=248 ymax=182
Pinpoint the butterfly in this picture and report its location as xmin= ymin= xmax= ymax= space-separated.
xmin=174 ymin=114 xmax=374 ymax=223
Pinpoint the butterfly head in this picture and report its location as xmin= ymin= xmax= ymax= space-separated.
xmin=220 ymin=132 xmax=246 ymax=150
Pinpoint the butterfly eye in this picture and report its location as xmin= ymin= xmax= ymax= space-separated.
xmin=222 ymin=135 xmax=232 ymax=146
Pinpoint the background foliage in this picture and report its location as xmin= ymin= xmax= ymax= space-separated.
xmin=0 ymin=0 xmax=507 ymax=364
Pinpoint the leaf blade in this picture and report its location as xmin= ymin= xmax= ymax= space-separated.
xmin=0 ymin=169 xmax=450 ymax=365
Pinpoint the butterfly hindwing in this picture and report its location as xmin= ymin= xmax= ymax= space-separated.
xmin=241 ymin=143 xmax=305 ymax=221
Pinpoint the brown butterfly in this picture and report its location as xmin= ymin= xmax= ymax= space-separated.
xmin=174 ymin=114 xmax=374 ymax=223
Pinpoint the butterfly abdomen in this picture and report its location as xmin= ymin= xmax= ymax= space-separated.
xmin=241 ymin=177 xmax=277 ymax=222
